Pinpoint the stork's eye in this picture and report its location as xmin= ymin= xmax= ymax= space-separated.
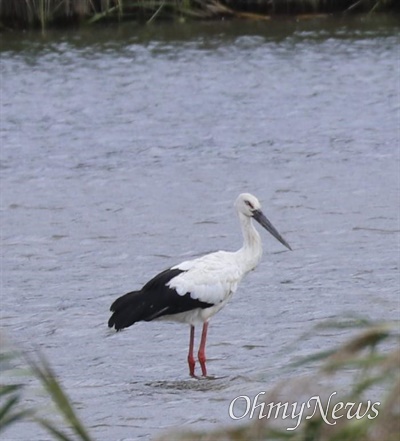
xmin=245 ymin=200 xmax=254 ymax=209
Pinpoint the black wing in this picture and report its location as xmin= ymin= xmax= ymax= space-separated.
xmin=108 ymin=268 xmax=214 ymax=330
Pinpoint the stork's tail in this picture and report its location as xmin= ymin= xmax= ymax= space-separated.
xmin=108 ymin=290 xmax=149 ymax=330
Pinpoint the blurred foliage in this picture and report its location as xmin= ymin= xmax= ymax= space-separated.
xmin=1 ymin=319 xmax=399 ymax=440
xmin=0 ymin=340 xmax=93 ymax=441
xmin=157 ymin=319 xmax=400 ymax=441
xmin=0 ymin=351 xmax=33 ymax=434
xmin=0 ymin=0 xmax=399 ymax=30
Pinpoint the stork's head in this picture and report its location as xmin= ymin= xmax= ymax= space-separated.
xmin=235 ymin=193 xmax=292 ymax=251
xmin=235 ymin=193 xmax=262 ymax=217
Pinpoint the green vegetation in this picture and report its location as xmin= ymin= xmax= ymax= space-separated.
xmin=158 ymin=319 xmax=400 ymax=441
xmin=1 ymin=319 xmax=399 ymax=440
xmin=0 ymin=0 xmax=398 ymax=30
xmin=1 ymin=343 xmax=94 ymax=441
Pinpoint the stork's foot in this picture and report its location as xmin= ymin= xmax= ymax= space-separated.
xmin=190 ymin=373 xmax=221 ymax=380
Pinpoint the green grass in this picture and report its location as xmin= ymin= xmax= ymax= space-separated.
xmin=0 ymin=344 xmax=94 ymax=441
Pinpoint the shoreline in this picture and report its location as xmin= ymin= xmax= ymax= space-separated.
xmin=1 ymin=0 xmax=399 ymax=31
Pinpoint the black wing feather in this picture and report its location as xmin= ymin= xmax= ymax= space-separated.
xmin=108 ymin=268 xmax=214 ymax=330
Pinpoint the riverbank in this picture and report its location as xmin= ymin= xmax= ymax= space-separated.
xmin=1 ymin=0 xmax=399 ymax=30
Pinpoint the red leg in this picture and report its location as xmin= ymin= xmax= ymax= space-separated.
xmin=188 ymin=325 xmax=196 ymax=377
xmin=198 ymin=321 xmax=209 ymax=377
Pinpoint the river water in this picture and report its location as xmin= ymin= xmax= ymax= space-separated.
xmin=1 ymin=15 xmax=399 ymax=441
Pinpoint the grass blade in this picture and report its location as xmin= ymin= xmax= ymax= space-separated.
xmin=27 ymin=353 xmax=93 ymax=441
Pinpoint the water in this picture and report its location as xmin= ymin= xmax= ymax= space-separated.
xmin=1 ymin=16 xmax=399 ymax=440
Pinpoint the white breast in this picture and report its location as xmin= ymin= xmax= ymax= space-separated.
xmin=169 ymin=251 xmax=244 ymax=305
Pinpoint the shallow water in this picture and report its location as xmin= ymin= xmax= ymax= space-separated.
xmin=1 ymin=16 xmax=399 ymax=440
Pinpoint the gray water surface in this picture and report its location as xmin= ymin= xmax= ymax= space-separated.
xmin=1 ymin=16 xmax=399 ymax=440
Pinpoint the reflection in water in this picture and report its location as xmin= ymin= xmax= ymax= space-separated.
xmin=146 ymin=378 xmax=229 ymax=391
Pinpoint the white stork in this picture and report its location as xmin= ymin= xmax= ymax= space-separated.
xmin=108 ymin=193 xmax=291 ymax=377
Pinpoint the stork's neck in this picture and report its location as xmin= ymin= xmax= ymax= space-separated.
xmin=237 ymin=212 xmax=263 ymax=273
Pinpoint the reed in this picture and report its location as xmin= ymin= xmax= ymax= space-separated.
xmin=158 ymin=319 xmax=400 ymax=441
xmin=0 ymin=352 xmax=33 ymax=434
xmin=0 ymin=0 xmax=398 ymax=29
xmin=0 ymin=340 xmax=94 ymax=441
xmin=1 ymin=319 xmax=399 ymax=440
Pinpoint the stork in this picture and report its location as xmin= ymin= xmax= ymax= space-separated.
xmin=108 ymin=193 xmax=291 ymax=377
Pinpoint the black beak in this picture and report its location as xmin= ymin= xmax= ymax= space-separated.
xmin=253 ymin=209 xmax=292 ymax=251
